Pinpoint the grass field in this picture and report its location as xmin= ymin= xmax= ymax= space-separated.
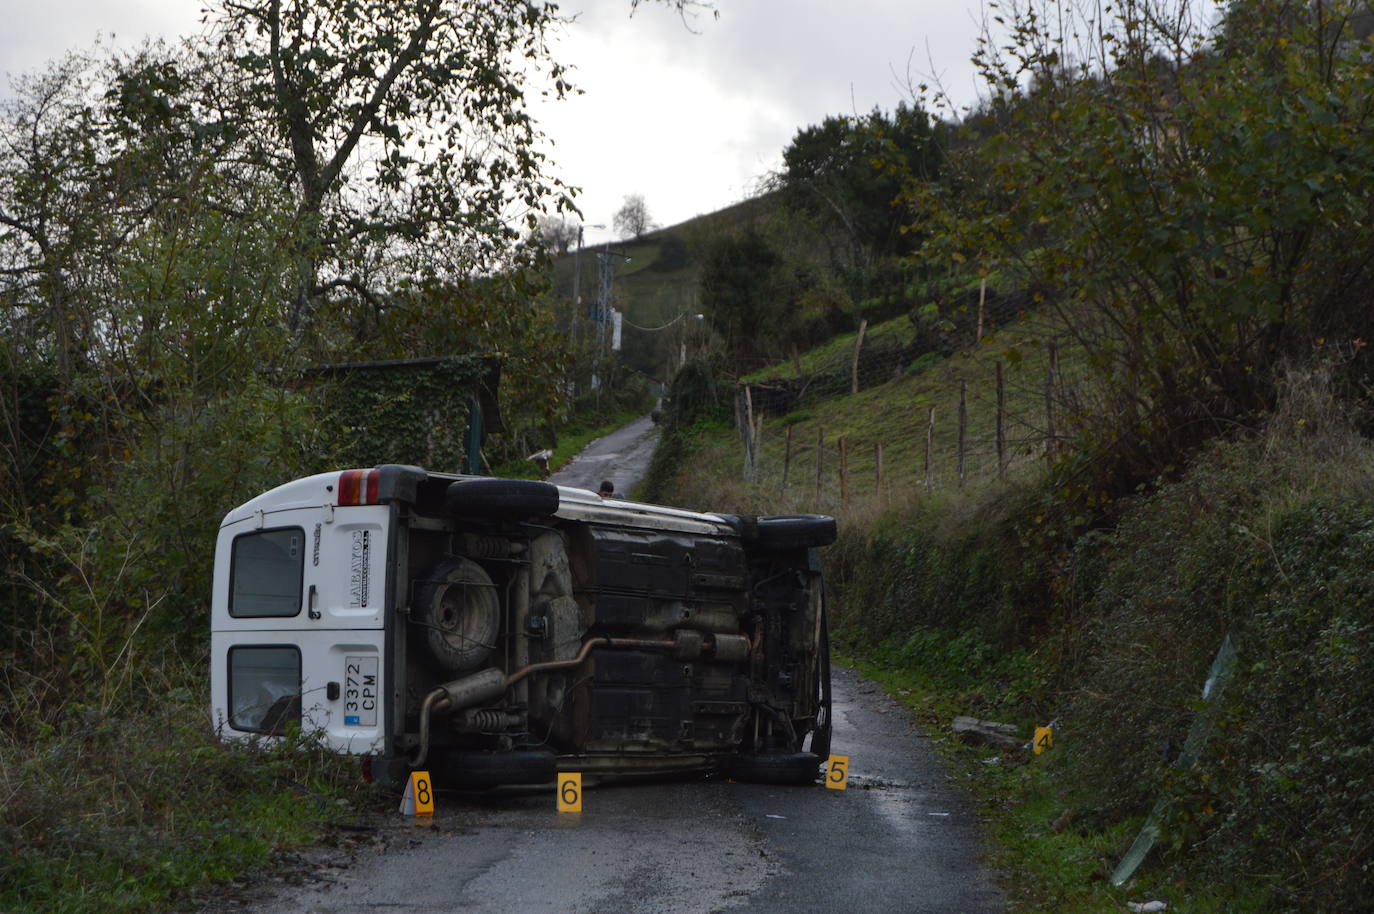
xmin=662 ymin=312 xmax=1087 ymax=522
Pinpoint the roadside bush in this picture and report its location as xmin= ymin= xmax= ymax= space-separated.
xmin=1201 ymin=499 xmax=1374 ymax=910
xmin=828 ymin=494 xmax=1038 ymax=651
xmin=1046 ymin=367 xmax=1374 ymax=907
xmin=0 ymin=664 xmax=376 ymax=914
xmin=1053 ymin=439 xmax=1273 ymax=816
xmin=0 ymin=378 xmax=328 ymax=751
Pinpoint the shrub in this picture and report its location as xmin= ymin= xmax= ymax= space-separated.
xmin=0 ymin=666 xmax=376 ymax=914
xmin=905 ymin=352 xmax=942 ymax=376
xmin=1045 ymin=368 xmax=1374 ymax=906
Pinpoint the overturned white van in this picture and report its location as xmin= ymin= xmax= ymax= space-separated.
xmin=210 ymin=466 xmax=836 ymax=787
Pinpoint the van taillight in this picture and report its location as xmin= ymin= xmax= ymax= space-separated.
xmin=338 ymin=469 xmax=381 ymax=505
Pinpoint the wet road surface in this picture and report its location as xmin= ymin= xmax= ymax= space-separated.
xmin=546 ymin=414 xmax=659 ymax=498
xmin=229 ymin=667 xmax=1005 ymax=914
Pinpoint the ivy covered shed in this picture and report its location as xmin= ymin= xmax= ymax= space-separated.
xmin=301 ymin=355 xmax=503 ymax=474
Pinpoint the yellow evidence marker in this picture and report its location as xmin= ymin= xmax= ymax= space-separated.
xmin=558 ymin=772 xmax=583 ymax=813
xmin=400 ymin=770 xmax=435 ymax=817
xmin=1034 ymin=726 xmax=1054 ymax=755
xmin=825 ymin=754 xmax=850 ymax=790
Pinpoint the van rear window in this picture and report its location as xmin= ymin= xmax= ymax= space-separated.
xmin=230 ymin=528 xmax=304 ymax=617
xmin=228 ymin=646 xmax=301 ymax=734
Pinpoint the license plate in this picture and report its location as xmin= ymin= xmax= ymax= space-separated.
xmin=343 ymin=655 xmax=379 ymax=727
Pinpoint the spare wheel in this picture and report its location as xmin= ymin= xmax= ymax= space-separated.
xmin=414 ymin=557 xmax=500 ymax=673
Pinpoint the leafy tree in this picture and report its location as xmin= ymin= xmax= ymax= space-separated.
xmin=699 ymin=228 xmax=780 ymax=359
xmin=613 ymin=193 xmax=654 ymax=239
xmin=0 ymin=53 xmax=326 ymax=703
xmin=778 ymin=103 xmax=944 ymax=310
xmin=205 ymin=0 xmax=574 ymax=347
xmin=912 ymin=0 xmax=1374 ymax=490
xmin=533 ymin=215 xmax=581 ymax=255
xmin=0 ymin=24 xmax=578 ymax=673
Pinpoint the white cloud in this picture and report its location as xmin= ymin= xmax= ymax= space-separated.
xmin=1 ymin=0 xmax=204 ymax=83
xmin=537 ymin=0 xmax=985 ymax=243
xmin=3 ymin=0 xmax=988 ymax=245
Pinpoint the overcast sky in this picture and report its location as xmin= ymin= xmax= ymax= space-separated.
xmin=1 ymin=0 xmax=987 ymax=246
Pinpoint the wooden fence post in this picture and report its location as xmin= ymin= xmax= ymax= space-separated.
xmin=996 ymin=361 xmax=1006 ymax=480
xmin=875 ymin=441 xmax=884 ymax=494
xmin=958 ymin=380 xmax=968 ymax=488
xmin=754 ymin=411 xmax=764 ymax=479
xmin=743 ymin=385 xmax=756 ymax=481
xmin=924 ymin=406 xmax=935 ymax=493
xmin=976 ymin=274 xmax=987 ymax=343
xmin=782 ymin=424 xmax=793 ymax=489
xmin=851 ymin=318 xmax=869 ymax=395
xmin=814 ymin=426 xmax=824 ymax=504
xmin=839 ymin=436 xmax=849 ymax=513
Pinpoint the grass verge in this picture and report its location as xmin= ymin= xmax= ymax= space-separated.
xmin=836 ymin=644 xmax=1253 ymax=913
xmin=0 ymin=662 xmax=385 ymax=914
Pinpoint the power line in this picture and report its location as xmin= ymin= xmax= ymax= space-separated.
xmin=619 ymin=312 xmax=704 ymax=332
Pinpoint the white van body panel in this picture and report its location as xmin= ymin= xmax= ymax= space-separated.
xmin=210 ymin=628 xmax=386 ymax=754
xmin=212 ymin=506 xmax=388 ymax=632
xmin=209 ymin=466 xmax=835 ymax=786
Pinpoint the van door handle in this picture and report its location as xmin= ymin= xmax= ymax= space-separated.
xmin=308 ymin=584 xmax=321 ymax=620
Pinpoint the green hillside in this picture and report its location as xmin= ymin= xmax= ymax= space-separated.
xmin=649 ymin=296 xmax=1374 ymax=912
xmin=638 ymin=1 xmax=1374 ymax=907
xmin=547 ymin=194 xmax=782 ymax=381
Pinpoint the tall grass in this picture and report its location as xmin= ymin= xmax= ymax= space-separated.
xmin=0 ymin=647 xmax=377 ymax=914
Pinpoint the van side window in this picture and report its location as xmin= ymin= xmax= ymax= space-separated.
xmin=228 ymin=645 xmax=301 ymax=734
xmin=230 ymin=528 xmax=304 ymax=617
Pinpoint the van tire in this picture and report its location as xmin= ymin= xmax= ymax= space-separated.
xmin=441 ymin=749 xmax=557 ymax=788
xmin=445 ymin=478 xmax=558 ymax=520
xmin=728 ymin=751 xmax=821 ymax=786
xmin=749 ymin=514 xmax=837 ymax=551
xmin=414 ymin=558 xmax=500 ymax=673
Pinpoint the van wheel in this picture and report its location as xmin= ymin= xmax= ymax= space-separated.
xmin=414 ymin=558 xmax=500 ymax=673
xmin=750 ymin=514 xmax=837 ymax=551
xmin=445 ymin=478 xmax=558 ymax=520
xmin=728 ymin=751 xmax=821 ymax=786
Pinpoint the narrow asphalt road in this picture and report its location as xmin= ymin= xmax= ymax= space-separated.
xmin=227 ymin=667 xmax=1006 ymax=914
xmin=546 ymin=414 xmax=659 ymax=498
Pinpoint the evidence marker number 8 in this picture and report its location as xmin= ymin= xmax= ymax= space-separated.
xmin=408 ymin=771 xmax=434 ymax=817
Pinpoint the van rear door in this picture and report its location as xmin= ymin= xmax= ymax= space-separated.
xmin=210 ymin=504 xmax=390 ymax=753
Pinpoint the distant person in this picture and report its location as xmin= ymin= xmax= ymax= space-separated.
xmin=598 ymin=480 xmax=615 ymax=498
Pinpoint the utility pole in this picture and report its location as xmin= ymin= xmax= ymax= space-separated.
xmin=570 ymin=223 xmax=604 ymax=399
xmin=591 ymin=243 xmax=630 ymax=402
